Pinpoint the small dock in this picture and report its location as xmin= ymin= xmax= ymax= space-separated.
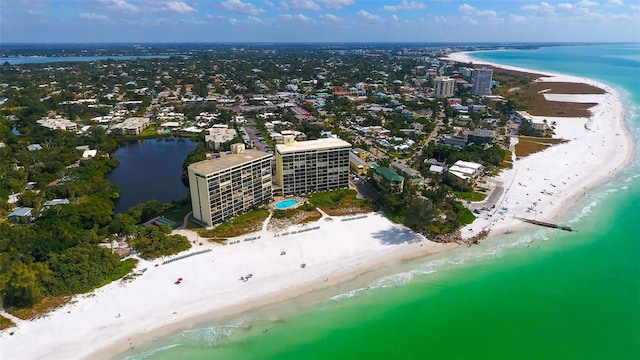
xmin=515 ymin=217 xmax=573 ymax=232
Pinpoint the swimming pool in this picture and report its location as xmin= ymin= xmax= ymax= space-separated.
xmin=275 ymin=199 xmax=299 ymax=210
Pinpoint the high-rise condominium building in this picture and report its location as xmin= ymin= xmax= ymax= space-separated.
xmin=275 ymin=136 xmax=351 ymax=197
xmin=433 ymin=76 xmax=456 ymax=98
xmin=188 ymin=144 xmax=273 ymax=227
xmin=471 ymin=67 xmax=493 ymax=96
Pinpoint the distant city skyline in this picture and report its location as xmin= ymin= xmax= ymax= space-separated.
xmin=1 ymin=0 xmax=638 ymax=43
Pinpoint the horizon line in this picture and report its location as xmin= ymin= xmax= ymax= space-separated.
xmin=2 ymin=41 xmax=637 ymax=46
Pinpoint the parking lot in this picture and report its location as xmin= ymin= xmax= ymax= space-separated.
xmin=244 ymin=124 xmax=273 ymax=153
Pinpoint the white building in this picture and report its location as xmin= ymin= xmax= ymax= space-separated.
xmin=188 ymin=144 xmax=273 ymax=227
xmin=433 ymin=76 xmax=456 ymax=98
xmin=37 ymin=118 xmax=78 ymax=131
xmin=111 ymin=117 xmax=150 ymax=135
xmin=448 ymin=160 xmax=484 ymax=181
xmin=275 ymin=136 xmax=351 ymax=197
xmin=204 ymin=125 xmax=238 ymax=150
xmin=471 ymin=67 xmax=493 ymax=96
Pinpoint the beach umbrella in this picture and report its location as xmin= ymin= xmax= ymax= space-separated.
xmin=178 ymin=277 xmax=183 ymax=282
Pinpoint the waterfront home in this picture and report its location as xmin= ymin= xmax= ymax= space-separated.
xmin=373 ymin=166 xmax=405 ymax=192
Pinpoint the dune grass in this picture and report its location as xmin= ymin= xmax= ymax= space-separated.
xmin=515 ymin=136 xmax=568 ymax=158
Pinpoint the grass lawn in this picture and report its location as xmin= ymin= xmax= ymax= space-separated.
xmin=454 ymin=191 xmax=487 ymax=202
xmin=459 ymin=208 xmax=477 ymax=225
xmin=159 ymin=202 xmax=192 ymax=223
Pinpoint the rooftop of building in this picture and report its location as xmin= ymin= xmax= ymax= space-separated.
xmin=375 ymin=166 xmax=405 ymax=183
xmin=349 ymin=152 xmax=368 ymax=167
xmin=189 ymin=149 xmax=272 ymax=176
xmin=276 ymin=137 xmax=351 ymax=154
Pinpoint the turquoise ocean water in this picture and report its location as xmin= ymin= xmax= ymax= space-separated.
xmin=122 ymin=44 xmax=640 ymax=360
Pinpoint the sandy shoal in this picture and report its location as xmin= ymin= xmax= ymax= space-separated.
xmin=444 ymin=51 xmax=634 ymax=238
xmin=1 ymin=51 xmax=634 ymax=360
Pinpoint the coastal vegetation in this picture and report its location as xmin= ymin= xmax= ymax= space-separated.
xmin=198 ymin=209 xmax=270 ymax=239
xmin=0 ymin=115 xmax=191 ymax=313
xmin=5 ymin=295 xmax=72 ymax=321
xmin=307 ymin=189 xmax=376 ymax=216
xmin=270 ymin=207 xmax=323 ymax=231
xmin=0 ymin=314 xmax=15 ymax=330
xmin=374 ymin=180 xmax=476 ymax=235
xmin=128 ymin=227 xmax=190 ymax=260
xmin=515 ymin=137 xmax=568 ymax=158
xmin=489 ymin=66 xmax=603 ymax=118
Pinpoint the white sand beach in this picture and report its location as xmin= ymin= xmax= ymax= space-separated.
xmin=444 ymin=52 xmax=633 ymax=239
xmin=0 ymin=52 xmax=633 ymax=360
xmin=0 ymin=212 xmax=456 ymax=360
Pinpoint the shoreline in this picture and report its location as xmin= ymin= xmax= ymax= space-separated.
xmin=444 ymin=51 xmax=634 ymax=239
xmin=99 ymin=233 xmax=459 ymax=360
xmin=0 ymin=51 xmax=635 ymax=360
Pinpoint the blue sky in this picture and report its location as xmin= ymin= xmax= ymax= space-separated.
xmin=1 ymin=0 xmax=638 ymax=43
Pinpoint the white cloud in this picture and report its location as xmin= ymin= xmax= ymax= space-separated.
xmin=147 ymin=1 xmax=197 ymax=14
xmin=606 ymin=0 xmax=623 ymax=5
xmin=476 ymin=9 xmax=498 ymax=17
xmin=357 ymin=10 xmax=382 ymax=22
xmin=433 ymin=15 xmax=449 ymax=24
xmin=220 ymin=0 xmax=264 ymax=15
xmin=319 ymin=13 xmax=341 ymax=21
xmin=280 ymin=0 xmax=321 ymax=11
xmin=523 ymin=2 xmax=556 ymax=17
xmin=0 ymin=0 xmax=51 ymax=8
xmin=247 ymin=15 xmax=266 ymax=23
xmin=93 ymin=0 xmax=139 ymax=13
xmin=577 ymin=0 xmax=599 ymax=7
xmin=557 ymin=3 xmax=573 ymax=10
xmin=79 ymin=12 xmax=109 ymax=21
xmin=458 ymin=3 xmax=475 ymax=14
xmin=458 ymin=3 xmax=499 ymax=19
xmin=508 ymin=14 xmax=527 ymax=22
xmin=279 ymin=13 xmax=314 ymax=22
xmin=228 ymin=17 xmax=238 ymax=25
xmin=462 ymin=16 xmax=478 ymax=25
xmin=316 ymin=0 xmax=354 ymax=9
xmin=382 ymin=0 xmax=426 ymax=12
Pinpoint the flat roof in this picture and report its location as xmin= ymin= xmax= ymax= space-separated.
xmin=454 ymin=160 xmax=483 ymax=170
xmin=189 ymin=149 xmax=272 ymax=176
xmin=349 ymin=152 xmax=367 ymax=167
xmin=276 ymin=138 xmax=351 ymax=154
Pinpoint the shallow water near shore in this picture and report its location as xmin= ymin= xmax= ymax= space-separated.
xmin=121 ymin=44 xmax=640 ymax=360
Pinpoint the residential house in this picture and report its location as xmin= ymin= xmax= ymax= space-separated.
xmin=7 ymin=207 xmax=34 ymax=222
xmin=373 ymin=166 xmax=405 ymax=192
